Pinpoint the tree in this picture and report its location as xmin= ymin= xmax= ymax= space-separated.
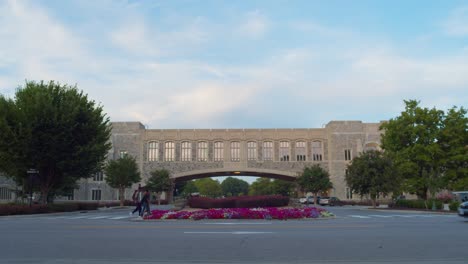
xmin=221 ymin=177 xmax=249 ymax=196
xmin=345 ymin=150 xmax=398 ymax=208
xmin=380 ymin=100 xmax=467 ymax=200
xmin=0 ymin=81 xmax=111 ymax=204
xmin=194 ymin=178 xmax=222 ymax=198
xmin=271 ymin=179 xmax=295 ymax=196
xmin=297 ymin=165 xmax=332 ymax=205
xmin=439 ymin=106 xmax=468 ymax=190
xmin=181 ymin=180 xmax=199 ymax=197
xmin=104 ymin=155 xmax=141 ymax=206
xmin=248 ymin=178 xmax=273 ymax=196
xmin=146 ymin=169 xmax=173 ymax=204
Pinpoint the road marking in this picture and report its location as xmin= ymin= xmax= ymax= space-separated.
xmin=368 ymin=215 xmax=393 ymax=218
xmin=88 ymin=216 xmax=112 ymax=219
xmin=67 ymin=216 xmax=90 ymax=219
xmin=184 ymin=231 xmax=274 ymax=235
xmin=203 ymin=222 xmax=272 ymax=225
xmin=109 ymin=216 xmax=132 ymax=220
xmin=349 ymin=215 xmax=371 ymax=219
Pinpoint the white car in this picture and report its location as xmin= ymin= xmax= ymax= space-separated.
xmin=458 ymin=201 xmax=468 ymax=217
xmin=299 ymin=197 xmax=317 ymax=204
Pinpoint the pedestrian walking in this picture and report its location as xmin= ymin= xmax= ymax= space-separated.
xmin=140 ymin=189 xmax=151 ymax=217
xmin=130 ymin=185 xmax=142 ymax=216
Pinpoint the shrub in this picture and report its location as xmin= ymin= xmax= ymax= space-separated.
xmin=394 ymin=199 xmax=443 ymax=210
xmin=188 ymin=195 xmax=289 ymax=209
xmin=449 ymin=201 xmax=460 ymax=211
xmin=436 ymin=193 xmax=454 ymax=203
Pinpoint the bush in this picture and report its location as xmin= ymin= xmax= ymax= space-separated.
xmin=436 ymin=193 xmax=454 ymax=203
xmin=449 ymin=201 xmax=460 ymax=211
xmin=394 ymin=199 xmax=443 ymax=210
xmin=188 ymin=195 xmax=289 ymax=209
xmin=340 ymin=200 xmax=380 ymax=206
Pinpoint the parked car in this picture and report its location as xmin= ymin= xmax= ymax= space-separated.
xmin=458 ymin=201 xmax=468 ymax=217
xmin=299 ymin=196 xmax=320 ymax=204
xmin=319 ymin=197 xmax=342 ymax=206
xmin=328 ymin=197 xmax=343 ymax=206
xmin=319 ymin=197 xmax=330 ymax=205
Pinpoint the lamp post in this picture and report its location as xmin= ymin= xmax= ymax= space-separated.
xmin=27 ymin=169 xmax=39 ymax=207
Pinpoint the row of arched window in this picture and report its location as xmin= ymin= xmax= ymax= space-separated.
xmin=147 ymin=141 xmax=324 ymax=162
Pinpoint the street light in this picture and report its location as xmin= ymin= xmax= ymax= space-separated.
xmin=27 ymin=169 xmax=39 ymax=207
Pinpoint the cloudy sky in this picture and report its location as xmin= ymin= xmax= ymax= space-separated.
xmin=0 ymin=0 xmax=467 ymax=130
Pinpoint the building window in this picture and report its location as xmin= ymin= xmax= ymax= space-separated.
xmin=247 ymin=141 xmax=257 ymax=160
xmin=91 ymin=189 xmax=102 ymax=201
xmin=344 ymin=149 xmax=352 ymax=161
xmin=148 ymin=141 xmax=159 ymax=161
xmin=0 ymin=187 xmax=12 ymax=200
xmin=279 ymin=141 xmax=290 ymax=161
xmin=164 ymin=142 xmax=175 ymax=161
xmin=312 ymin=141 xmax=323 ymax=161
xmin=198 ymin=141 xmax=208 ymax=161
xmin=346 ymin=187 xmax=353 ymax=199
xmin=93 ymin=171 xmax=103 ymax=182
xmin=231 ymin=141 xmax=240 ymax=162
xmin=181 ymin=141 xmax=192 ymax=161
xmin=214 ymin=142 xmax=224 ymax=161
xmin=296 ymin=141 xmax=306 ymax=161
xmin=119 ymin=150 xmax=128 ymax=158
xmin=263 ymin=141 xmax=273 ymax=161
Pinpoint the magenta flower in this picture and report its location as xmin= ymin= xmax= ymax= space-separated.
xmin=145 ymin=207 xmax=333 ymax=220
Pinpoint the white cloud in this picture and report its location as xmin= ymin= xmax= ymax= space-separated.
xmin=443 ymin=6 xmax=468 ymax=36
xmin=1 ymin=1 xmax=466 ymax=130
xmin=110 ymin=20 xmax=159 ymax=56
xmin=237 ymin=10 xmax=269 ymax=38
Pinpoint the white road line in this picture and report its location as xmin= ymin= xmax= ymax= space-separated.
xmin=349 ymin=215 xmax=371 ymax=219
xmin=66 ymin=216 xmax=90 ymax=219
xmin=203 ymin=222 xmax=272 ymax=225
xmin=109 ymin=216 xmax=132 ymax=220
xmin=88 ymin=216 xmax=111 ymax=219
xmin=184 ymin=231 xmax=274 ymax=235
xmin=368 ymin=215 xmax=393 ymax=218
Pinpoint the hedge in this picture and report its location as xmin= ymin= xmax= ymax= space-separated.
xmin=188 ymin=195 xmax=289 ymax=209
xmin=392 ymin=199 xmax=443 ymax=210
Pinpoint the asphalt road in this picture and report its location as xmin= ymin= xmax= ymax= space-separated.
xmin=0 ymin=206 xmax=467 ymax=264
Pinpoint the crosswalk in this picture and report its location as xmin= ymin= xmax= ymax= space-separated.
xmin=41 ymin=214 xmax=137 ymax=220
xmin=2 ymin=213 xmax=457 ymax=221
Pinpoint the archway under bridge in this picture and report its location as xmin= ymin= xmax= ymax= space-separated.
xmin=168 ymin=169 xmax=299 ymax=200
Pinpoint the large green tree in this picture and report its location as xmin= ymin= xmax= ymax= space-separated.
xmin=194 ymin=178 xmax=222 ymax=198
xmin=248 ymin=178 xmax=274 ymax=196
xmin=104 ymin=155 xmax=141 ymax=206
xmin=0 ymin=81 xmax=111 ymax=203
xmin=297 ymin=165 xmax=333 ymax=205
xmin=146 ymin=169 xmax=173 ymax=204
xmin=181 ymin=180 xmax=199 ymax=197
xmin=221 ymin=177 xmax=249 ymax=196
xmin=439 ymin=107 xmax=468 ymax=190
xmin=271 ymin=179 xmax=295 ymax=197
xmin=345 ymin=150 xmax=398 ymax=208
xmin=380 ymin=100 xmax=467 ymax=199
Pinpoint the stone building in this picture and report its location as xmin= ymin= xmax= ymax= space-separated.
xmin=73 ymin=120 xmax=383 ymax=202
xmin=0 ymin=120 xmax=384 ymax=203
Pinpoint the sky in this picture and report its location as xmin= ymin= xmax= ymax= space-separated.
xmin=1 ymin=0 xmax=467 ymax=130
xmin=1 ymin=0 xmax=467 ymax=184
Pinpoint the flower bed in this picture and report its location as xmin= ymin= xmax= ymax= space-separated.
xmin=145 ymin=207 xmax=334 ymax=220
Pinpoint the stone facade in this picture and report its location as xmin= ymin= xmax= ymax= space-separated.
xmin=0 ymin=120 xmax=384 ymax=202
xmin=75 ymin=120 xmax=384 ymax=201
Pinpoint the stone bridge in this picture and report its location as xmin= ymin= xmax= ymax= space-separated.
xmin=72 ymin=120 xmax=383 ymax=201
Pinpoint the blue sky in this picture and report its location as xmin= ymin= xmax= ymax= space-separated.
xmin=1 ymin=0 xmax=467 ymax=132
